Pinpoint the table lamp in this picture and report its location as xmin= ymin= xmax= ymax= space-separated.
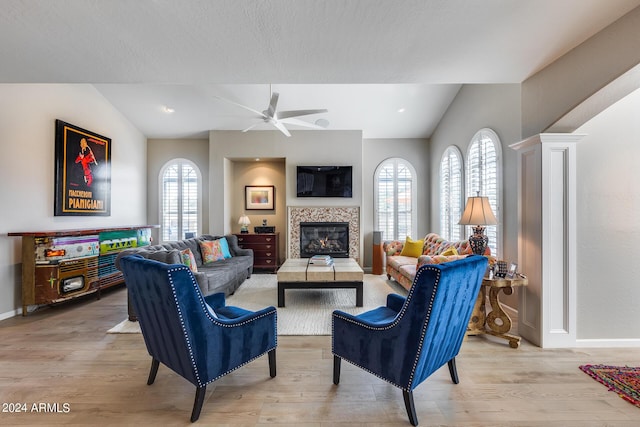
xmin=238 ymin=215 xmax=251 ymax=234
xmin=458 ymin=192 xmax=497 ymax=255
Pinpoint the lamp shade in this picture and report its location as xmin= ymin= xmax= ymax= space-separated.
xmin=458 ymin=195 xmax=497 ymax=226
xmin=238 ymin=215 xmax=251 ymax=226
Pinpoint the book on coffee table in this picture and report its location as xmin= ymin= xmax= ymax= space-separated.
xmin=309 ymin=255 xmax=333 ymax=265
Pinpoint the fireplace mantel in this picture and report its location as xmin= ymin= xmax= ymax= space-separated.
xmin=287 ymin=207 xmax=360 ymax=262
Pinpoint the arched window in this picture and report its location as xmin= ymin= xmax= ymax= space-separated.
xmin=374 ymin=158 xmax=417 ymax=241
xmin=439 ymin=146 xmax=463 ymax=242
xmin=465 ymin=128 xmax=502 ymax=256
xmin=159 ymin=159 xmax=201 ymax=242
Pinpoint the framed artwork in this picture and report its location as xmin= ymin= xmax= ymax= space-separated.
xmin=245 ymin=185 xmax=275 ymax=210
xmin=54 ymin=119 xmax=111 ymax=216
xmin=506 ymin=262 xmax=518 ymax=279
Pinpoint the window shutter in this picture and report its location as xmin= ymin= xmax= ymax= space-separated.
xmin=162 ymin=165 xmax=179 ymax=241
xmin=161 ymin=160 xmax=200 ymax=242
xmin=374 ymin=158 xmax=417 ymax=241
xmin=440 ymin=147 xmax=462 ymax=242
xmin=466 ymin=130 xmax=500 ymax=256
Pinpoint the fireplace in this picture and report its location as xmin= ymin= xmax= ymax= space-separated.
xmin=300 ymin=222 xmax=349 ymax=258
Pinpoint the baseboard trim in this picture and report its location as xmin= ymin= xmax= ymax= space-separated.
xmin=574 ymin=338 xmax=640 ymax=348
xmin=0 ymin=307 xmax=21 ymax=321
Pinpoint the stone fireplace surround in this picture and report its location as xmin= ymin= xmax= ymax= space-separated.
xmin=288 ymin=206 xmax=360 ymax=262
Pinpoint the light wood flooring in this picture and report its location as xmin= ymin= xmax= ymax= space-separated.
xmin=1 ymin=284 xmax=640 ymax=426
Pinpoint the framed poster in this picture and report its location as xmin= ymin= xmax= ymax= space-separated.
xmin=54 ymin=120 xmax=111 ymax=216
xmin=245 ymin=185 xmax=275 ymax=210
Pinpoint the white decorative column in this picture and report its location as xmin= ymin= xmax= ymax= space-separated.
xmin=510 ymin=133 xmax=584 ymax=348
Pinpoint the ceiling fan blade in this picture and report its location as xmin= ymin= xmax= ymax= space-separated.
xmin=212 ymin=95 xmax=267 ymax=119
xmin=279 ymin=117 xmax=327 ymax=130
xmin=267 ymin=92 xmax=279 ymax=118
xmin=277 ymin=109 xmax=328 ymax=120
xmin=242 ymin=122 xmax=262 ymax=132
xmin=272 ymin=120 xmax=291 ymax=137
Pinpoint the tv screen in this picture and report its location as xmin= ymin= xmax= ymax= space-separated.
xmin=297 ymin=166 xmax=352 ymax=198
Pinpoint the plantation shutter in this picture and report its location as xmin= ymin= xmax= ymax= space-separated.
xmin=439 ymin=147 xmax=463 ymax=242
xmin=161 ymin=160 xmax=200 ymax=242
xmin=162 ymin=165 xmax=179 ymax=241
xmin=466 ymin=130 xmax=500 ymax=256
xmin=182 ymin=164 xmax=198 ymax=238
xmin=375 ymin=158 xmax=416 ymax=242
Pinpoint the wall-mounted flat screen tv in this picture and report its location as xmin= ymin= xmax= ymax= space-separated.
xmin=296 ymin=166 xmax=353 ymax=198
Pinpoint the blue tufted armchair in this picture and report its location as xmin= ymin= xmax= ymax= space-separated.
xmin=119 ymin=255 xmax=277 ymax=422
xmin=332 ymin=255 xmax=487 ymax=426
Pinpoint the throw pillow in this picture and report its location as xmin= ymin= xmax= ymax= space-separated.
xmin=440 ymin=246 xmax=459 ymax=256
xmin=218 ymin=237 xmax=232 ymax=259
xmin=180 ymin=248 xmax=198 ymax=273
xmin=199 ymin=239 xmax=225 ymax=263
xmin=147 ymin=249 xmax=181 ymax=265
xmin=400 ymin=237 xmax=424 ymax=258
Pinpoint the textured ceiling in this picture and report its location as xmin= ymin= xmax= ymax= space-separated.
xmin=2 ymin=0 xmax=639 ymax=138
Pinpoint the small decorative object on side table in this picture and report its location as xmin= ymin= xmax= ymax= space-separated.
xmin=467 ymin=272 xmax=528 ymax=348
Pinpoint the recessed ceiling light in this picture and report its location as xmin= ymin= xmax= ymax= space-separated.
xmin=397 ymin=108 xmax=406 ymax=113
xmin=162 ymin=106 xmax=175 ymax=114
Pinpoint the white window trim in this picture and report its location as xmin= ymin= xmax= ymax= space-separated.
xmin=374 ymin=157 xmax=418 ymax=241
xmin=158 ymin=158 xmax=202 ymax=242
xmin=465 ymin=128 xmax=503 ymax=258
xmin=439 ymin=145 xmax=464 ymax=242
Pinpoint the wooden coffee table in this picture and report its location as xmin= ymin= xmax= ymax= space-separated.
xmin=276 ymin=258 xmax=364 ymax=307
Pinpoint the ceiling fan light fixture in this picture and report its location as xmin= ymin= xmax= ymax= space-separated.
xmin=315 ymin=118 xmax=329 ymax=128
xmin=213 ymin=90 xmax=328 ymax=137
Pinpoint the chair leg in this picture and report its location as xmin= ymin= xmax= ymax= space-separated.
xmin=333 ymin=355 xmax=341 ymax=385
xmin=448 ymin=358 xmax=459 ymax=384
xmin=268 ymin=349 xmax=277 ymax=378
xmin=147 ymin=358 xmax=160 ymax=385
xmin=402 ymin=390 xmax=419 ymax=426
xmin=190 ymin=385 xmax=207 ymax=423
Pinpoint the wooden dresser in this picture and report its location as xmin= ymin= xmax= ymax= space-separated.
xmin=234 ymin=232 xmax=279 ymax=272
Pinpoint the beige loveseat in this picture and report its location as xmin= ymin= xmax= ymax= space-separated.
xmin=383 ymin=232 xmax=490 ymax=290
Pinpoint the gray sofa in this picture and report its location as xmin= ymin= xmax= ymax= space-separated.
xmin=116 ymin=234 xmax=253 ymax=321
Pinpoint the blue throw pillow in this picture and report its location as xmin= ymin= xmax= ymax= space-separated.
xmin=219 ymin=237 xmax=232 ymax=259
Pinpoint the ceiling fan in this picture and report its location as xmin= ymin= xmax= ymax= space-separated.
xmin=214 ymin=86 xmax=328 ymax=137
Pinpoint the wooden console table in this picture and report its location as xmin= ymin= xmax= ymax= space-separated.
xmin=467 ymin=275 xmax=528 ymax=348
xmin=9 ymin=225 xmax=158 ymax=315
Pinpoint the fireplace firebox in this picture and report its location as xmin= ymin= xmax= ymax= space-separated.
xmin=300 ymin=222 xmax=349 ymax=258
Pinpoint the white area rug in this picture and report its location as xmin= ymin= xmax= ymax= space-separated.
xmin=108 ymin=273 xmax=407 ymax=336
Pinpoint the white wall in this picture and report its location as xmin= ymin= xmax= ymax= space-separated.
xmin=429 ymin=84 xmax=522 ymax=306
xmin=146 ymin=138 xmax=209 ymax=243
xmin=574 ymin=88 xmax=640 ymax=340
xmin=361 ymin=138 xmax=430 ymax=267
xmin=209 ymin=130 xmax=363 ymax=261
xmin=522 ymin=6 xmax=640 ymax=138
xmin=0 ymin=84 xmax=147 ymax=318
